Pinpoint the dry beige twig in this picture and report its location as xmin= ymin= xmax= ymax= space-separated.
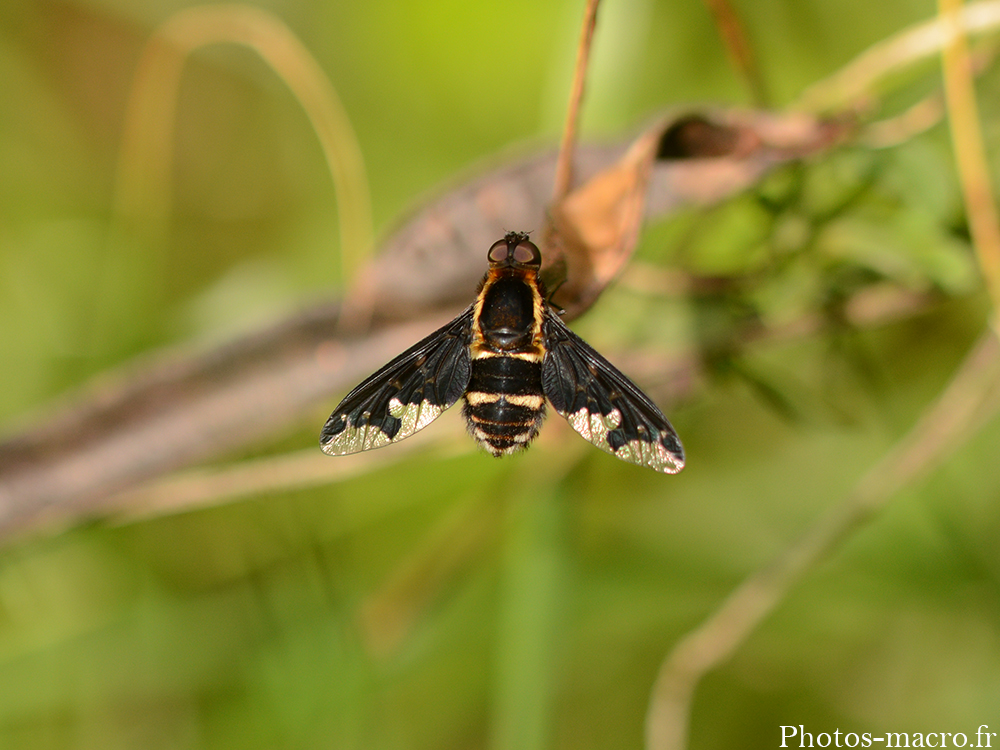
xmin=795 ymin=0 xmax=1000 ymax=113
xmin=645 ymin=329 xmax=1000 ymax=750
xmin=937 ymin=0 xmax=1000 ymax=313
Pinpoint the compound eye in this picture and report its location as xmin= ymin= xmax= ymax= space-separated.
xmin=488 ymin=239 xmax=509 ymax=264
xmin=512 ymin=239 xmax=541 ymax=266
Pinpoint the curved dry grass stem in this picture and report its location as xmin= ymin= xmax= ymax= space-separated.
xmin=551 ymin=0 xmax=601 ymax=204
xmin=795 ymin=0 xmax=1000 ymax=113
xmin=937 ymin=0 xmax=1000 ymax=313
xmin=861 ymin=91 xmax=945 ymax=148
xmin=862 ymin=45 xmax=1000 ymax=148
xmin=645 ymin=330 xmax=1000 ymax=750
xmin=105 ymin=424 xmax=469 ymax=524
xmin=114 ymin=3 xmax=372 ymax=285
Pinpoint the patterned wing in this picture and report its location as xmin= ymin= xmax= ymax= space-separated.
xmin=540 ymin=309 xmax=685 ymax=473
xmin=320 ymin=307 xmax=474 ymax=455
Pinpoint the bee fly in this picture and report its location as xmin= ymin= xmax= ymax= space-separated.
xmin=320 ymin=232 xmax=685 ymax=473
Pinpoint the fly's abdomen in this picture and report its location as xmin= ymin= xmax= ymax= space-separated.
xmin=462 ymin=355 xmax=546 ymax=456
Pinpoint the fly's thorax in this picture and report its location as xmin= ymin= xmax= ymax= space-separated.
xmin=471 ymin=267 xmax=545 ymax=358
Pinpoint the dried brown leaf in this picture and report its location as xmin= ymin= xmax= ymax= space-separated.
xmin=547 ymin=110 xmax=848 ymax=317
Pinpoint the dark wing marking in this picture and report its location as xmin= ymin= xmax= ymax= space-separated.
xmin=320 ymin=307 xmax=474 ymax=455
xmin=540 ymin=308 xmax=685 ymax=473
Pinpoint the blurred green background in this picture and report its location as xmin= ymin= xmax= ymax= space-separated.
xmin=3 ymin=0 xmax=1000 ymax=748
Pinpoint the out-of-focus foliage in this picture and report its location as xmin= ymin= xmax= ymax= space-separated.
xmin=2 ymin=1 xmax=1000 ymax=749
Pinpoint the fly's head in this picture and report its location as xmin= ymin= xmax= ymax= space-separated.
xmin=487 ymin=232 xmax=542 ymax=271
